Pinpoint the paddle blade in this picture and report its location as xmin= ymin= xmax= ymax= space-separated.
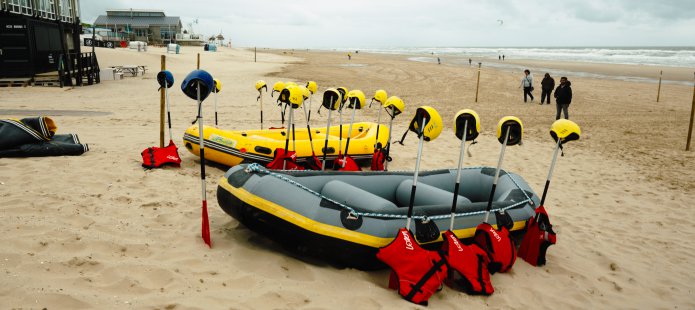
xmin=202 ymin=200 xmax=211 ymax=248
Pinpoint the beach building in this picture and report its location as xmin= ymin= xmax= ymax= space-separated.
xmin=0 ymin=0 xmax=90 ymax=82
xmin=93 ymin=9 xmax=182 ymax=45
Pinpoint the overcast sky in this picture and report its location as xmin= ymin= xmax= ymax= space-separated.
xmin=79 ymin=0 xmax=695 ymax=48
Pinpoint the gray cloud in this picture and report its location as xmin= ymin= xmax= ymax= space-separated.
xmin=78 ymin=0 xmax=695 ymax=47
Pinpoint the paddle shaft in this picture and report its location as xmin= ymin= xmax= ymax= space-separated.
xmin=338 ymin=107 xmax=343 ymax=155
xmin=291 ymin=107 xmax=297 ymax=153
xmin=484 ymin=128 xmax=510 ymax=223
xmin=321 ymin=108 xmax=333 ymax=171
xmin=165 ymin=86 xmax=173 ymax=141
xmin=344 ymin=102 xmax=358 ymax=161
xmin=449 ymin=119 xmax=468 ymax=231
xmin=214 ymin=90 xmax=218 ymax=127
xmin=384 ymin=106 xmax=396 ymax=171
xmin=375 ymin=102 xmax=382 ymax=144
xmin=406 ymin=116 xmax=427 ymax=231
xmin=259 ymin=90 xmax=264 ymax=130
xmin=540 ymin=139 xmax=562 ymax=206
xmin=197 ymin=83 xmax=210 ymax=248
xmin=302 ymin=104 xmax=316 ymax=155
xmin=283 ymin=104 xmax=293 ymax=170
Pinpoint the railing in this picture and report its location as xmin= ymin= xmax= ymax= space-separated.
xmin=57 ymin=52 xmax=100 ymax=87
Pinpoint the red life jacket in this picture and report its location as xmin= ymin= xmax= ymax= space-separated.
xmin=376 ymin=228 xmax=448 ymax=306
xmin=334 ymin=154 xmax=361 ymax=171
xmin=518 ymin=205 xmax=556 ymax=266
xmin=370 ymin=143 xmax=390 ymax=171
xmin=267 ymin=148 xmax=303 ymax=170
xmin=441 ymin=230 xmax=494 ymax=295
xmin=473 ymin=217 xmax=517 ymax=274
xmin=141 ymin=140 xmax=181 ymax=169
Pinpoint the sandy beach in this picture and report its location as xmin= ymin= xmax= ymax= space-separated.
xmin=1 ymin=46 xmax=694 ymax=309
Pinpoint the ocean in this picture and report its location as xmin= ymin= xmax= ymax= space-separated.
xmin=356 ymin=47 xmax=695 ymax=68
xmin=349 ymin=46 xmax=695 ymax=84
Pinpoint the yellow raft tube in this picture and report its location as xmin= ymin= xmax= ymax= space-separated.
xmin=183 ymin=122 xmax=389 ymax=167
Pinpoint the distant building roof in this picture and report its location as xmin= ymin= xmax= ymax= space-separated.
xmin=94 ymin=15 xmax=181 ymax=27
xmin=106 ymin=9 xmax=166 ymax=17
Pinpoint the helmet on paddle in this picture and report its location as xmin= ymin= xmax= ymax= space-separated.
xmin=454 ymin=109 xmax=480 ymax=141
xmin=384 ymin=96 xmax=405 ymax=117
xmin=550 ymin=119 xmax=580 ymax=144
xmin=347 ymin=90 xmax=366 ymax=109
xmin=496 ymin=116 xmax=523 ymax=146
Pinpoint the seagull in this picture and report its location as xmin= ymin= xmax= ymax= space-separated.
xmin=497 ymin=19 xmax=504 ymax=25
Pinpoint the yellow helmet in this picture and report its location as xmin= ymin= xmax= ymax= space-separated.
xmin=454 ymin=109 xmax=480 ymax=141
xmin=408 ymin=106 xmax=443 ymax=141
xmin=346 ymin=90 xmax=366 ymax=109
xmin=279 ymin=85 xmax=304 ymax=108
xmin=322 ymin=88 xmax=342 ymax=111
xmin=271 ymin=81 xmax=285 ymax=97
xmin=213 ymin=78 xmax=222 ymax=93
xmin=384 ymin=96 xmax=405 ymax=117
xmin=285 ymin=81 xmax=298 ymax=88
xmin=496 ymin=116 xmax=523 ymax=146
xmin=255 ymin=80 xmax=267 ymax=92
xmin=299 ymin=86 xmax=311 ymax=100
xmin=336 ymin=87 xmax=349 ymax=104
xmin=372 ymin=89 xmax=388 ymax=105
xmin=306 ymin=81 xmax=318 ymax=94
xmin=550 ymin=119 xmax=581 ymax=144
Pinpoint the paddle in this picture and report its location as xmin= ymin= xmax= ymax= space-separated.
xmin=181 ymin=69 xmax=214 ymax=248
xmin=338 ymin=90 xmax=364 ymax=171
xmin=212 ymin=79 xmax=221 ymax=127
xmin=255 ymin=80 xmax=267 ymax=130
xmin=473 ymin=116 xmax=524 ymax=274
xmin=320 ymin=88 xmax=342 ymax=170
xmin=380 ymin=96 xmax=404 ymax=171
xmin=376 ymin=106 xmax=447 ymax=306
xmin=302 ymin=92 xmax=322 ymax=170
xmin=440 ymin=110 xmax=494 ymax=295
xmin=271 ymin=81 xmax=286 ymax=126
xmin=519 ymin=119 xmax=580 ymax=266
xmin=281 ymin=86 xmax=304 ymax=170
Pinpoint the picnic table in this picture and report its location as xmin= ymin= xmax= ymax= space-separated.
xmin=110 ymin=65 xmax=148 ymax=77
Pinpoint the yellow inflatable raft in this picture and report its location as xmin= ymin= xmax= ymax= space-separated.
xmin=183 ymin=122 xmax=389 ymax=167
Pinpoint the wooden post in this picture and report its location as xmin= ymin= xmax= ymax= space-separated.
xmin=160 ymin=55 xmax=166 ymax=147
xmin=686 ymin=72 xmax=695 ymax=151
xmin=254 ymin=46 xmax=257 ymax=62
xmin=475 ymin=62 xmax=482 ymax=103
xmin=657 ymin=70 xmax=663 ymax=102
xmin=197 ymin=53 xmax=200 ymax=69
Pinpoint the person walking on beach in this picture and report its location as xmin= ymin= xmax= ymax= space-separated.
xmin=554 ymin=77 xmax=572 ymax=119
xmin=502 ymin=55 xmax=505 ymax=60
xmin=437 ymin=57 xmax=441 ymax=64
xmin=540 ymin=73 xmax=555 ymax=105
xmin=469 ymin=58 xmax=472 ymax=66
xmin=348 ymin=53 xmax=351 ymax=60
xmin=519 ymin=69 xmax=534 ymax=102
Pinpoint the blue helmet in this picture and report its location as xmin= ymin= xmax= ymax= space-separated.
xmin=156 ymin=70 xmax=174 ymax=89
xmin=181 ymin=70 xmax=214 ymax=101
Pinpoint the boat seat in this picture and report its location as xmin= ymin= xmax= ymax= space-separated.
xmin=321 ymin=180 xmax=398 ymax=213
xmin=395 ymin=179 xmax=471 ymax=208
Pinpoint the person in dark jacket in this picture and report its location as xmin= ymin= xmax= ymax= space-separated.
xmin=554 ymin=77 xmax=572 ymax=120
xmin=540 ymin=73 xmax=555 ymax=105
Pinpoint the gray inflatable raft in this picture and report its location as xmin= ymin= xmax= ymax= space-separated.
xmin=217 ymin=163 xmax=539 ymax=270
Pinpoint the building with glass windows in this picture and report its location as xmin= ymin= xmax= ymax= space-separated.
xmin=0 ymin=0 xmax=83 ymax=78
xmin=93 ymin=9 xmax=182 ymax=44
